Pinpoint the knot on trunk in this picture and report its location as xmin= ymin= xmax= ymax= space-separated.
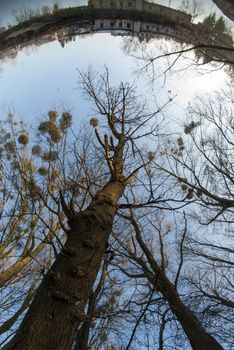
xmin=49 ymin=290 xmax=73 ymax=305
xmin=49 ymin=271 xmax=61 ymax=281
xmin=49 ymin=290 xmax=82 ymax=305
xmin=61 ymin=247 xmax=77 ymax=257
xmin=82 ymin=239 xmax=98 ymax=249
xmin=76 ymin=266 xmax=86 ymax=277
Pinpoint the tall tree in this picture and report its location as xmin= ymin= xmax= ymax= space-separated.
xmin=4 ymin=69 xmax=164 ymax=350
xmin=0 ymin=115 xmax=60 ymax=289
xmin=212 ymin=0 xmax=234 ymax=22
xmin=114 ymin=211 xmax=223 ymax=350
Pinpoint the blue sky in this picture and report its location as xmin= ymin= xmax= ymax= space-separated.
xmin=0 ymin=3 xmax=232 ymax=348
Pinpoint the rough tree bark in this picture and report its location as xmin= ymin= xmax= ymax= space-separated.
xmin=212 ymin=0 xmax=234 ymax=22
xmin=4 ymin=181 xmax=125 ymax=350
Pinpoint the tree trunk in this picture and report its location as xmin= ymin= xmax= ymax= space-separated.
xmin=132 ymin=216 xmax=223 ymax=350
xmin=153 ymin=273 xmax=223 ymax=350
xmin=212 ymin=0 xmax=234 ymax=22
xmin=73 ymin=298 xmax=93 ymax=350
xmin=4 ymin=180 xmax=125 ymax=350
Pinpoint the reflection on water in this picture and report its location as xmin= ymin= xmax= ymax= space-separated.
xmin=0 ymin=0 xmax=233 ymax=70
xmin=0 ymin=0 xmax=88 ymax=27
xmin=0 ymin=0 xmax=232 ymax=126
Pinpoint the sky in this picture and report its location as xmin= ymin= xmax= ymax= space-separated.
xmin=0 ymin=2 xmax=233 ymax=348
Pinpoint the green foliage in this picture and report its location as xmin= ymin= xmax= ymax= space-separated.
xmin=50 ymin=127 xmax=62 ymax=143
xmin=5 ymin=141 xmax=16 ymax=153
xmin=11 ymin=160 xmax=20 ymax=170
xmin=196 ymin=188 xmax=203 ymax=197
xmin=215 ymin=17 xmax=226 ymax=35
xmin=53 ymin=3 xmax=60 ymax=13
xmin=38 ymin=111 xmax=72 ymax=143
xmin=203 ymin=14 xmax=232 ymax=37
xmin=42 ymin=151 xmax=58 ymax=162
xmin=203 ymin=13 xmax=216 ymax=29
xmin=184 ymin=121 xmax=200 ymax=134
xmin=176 ymin=137 xmax=185 ymax=155
xmin=177 ymin=137 xmax=184 ymax=146
xmin=59 ymin=112 xmax=72 ymax=131
xmin=51 ymin=169 xmax=60 ymax=181
xmin=18 ymin=134 xmax=29 ymax=145
xmin=181 ymin=184 xmax=188 ymax=192
xmin=38 ymin=166 xmax=48 ymax=176
xmin=22 ymin=157 xmax=35 ymax=173
xmin=32 ymin=145 xmax=42 ymax=156
xmin=147 ymin=151 xmax=155 ymax=161
xmin=90 ymin=118 xmax=99 ymax=127
xmin=48 ymin=110 xmax=58 ymax=122
xmin=187 ymin=188 xmax=194 ymax=199
xmin=38 ymin=121 xmax=61 ymax=143
xmin=196 ymin=13 xmax=234 ymax=67
xmin=38 ymin=121 xmax=52 ymax=133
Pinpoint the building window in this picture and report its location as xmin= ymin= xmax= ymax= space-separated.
xmin=119 ymin=22 xmax=122 ymax=28
xmin=146 ymin=25 xmax=149 ymax=30
xmin=100 ymin=22 xmax=104 ymax=28
xmin=110 ymin=22 xmax=114 ymax=27
xmin=127 ymin=22 xmax=131 ymax=28
xmin=128 ymin=2 xmax=132 ymax=7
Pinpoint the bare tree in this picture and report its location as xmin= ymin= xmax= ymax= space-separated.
xmin=113 ymin=211 xmax=223 ymax=350
xmin=3 ymin=68 xmax=166 ymax=350
xmin=161 ymin=86 xmax=234 ymax=224
xmin=180 ymin=0 xmax=203 ymax=22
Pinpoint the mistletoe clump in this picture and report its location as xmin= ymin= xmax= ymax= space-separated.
xmin=32 ymin=145 xmax=42 ymax=156
xmin=38 ymin=111 xmax=72 ymax=143
xmin=90 ymin=118 xmax=99 ymax=127
xmin=38 ymin=166 xmax=48 ymax=176
xmin=48 ymin=111 xmax=58 ymax=122
xmin=59 ymin=112 xmax=72 ymax=131
xmin=184 ymin=121 xmax=201 ymax=135
xmin=18 ymin=134 xmax=29 ymax=145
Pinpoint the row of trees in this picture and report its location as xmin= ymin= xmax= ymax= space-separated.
xmin=12 ymin=4 xmax=60 ymax=23
xmin=0 ymin=68 xmax=233 ymax=349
